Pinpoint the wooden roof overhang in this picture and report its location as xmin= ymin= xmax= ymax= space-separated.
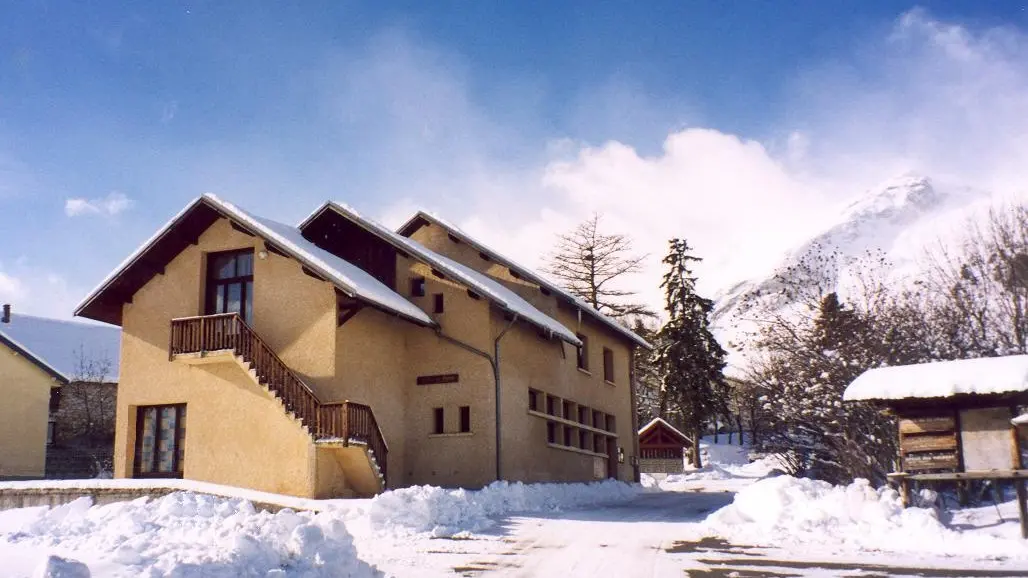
xmin=867 ymin=391 xmax=1028 ymax=415
xmin=75 ymin=197 xmax=436 ymax=329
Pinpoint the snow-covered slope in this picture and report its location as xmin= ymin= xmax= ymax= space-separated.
xmin=712 ymin=174 xmax=999 ymax=376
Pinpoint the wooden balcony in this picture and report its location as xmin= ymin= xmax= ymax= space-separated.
xmin=169 ymin=313 xmax=389 ymax=487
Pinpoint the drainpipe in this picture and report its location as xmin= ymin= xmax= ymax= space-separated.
xmin=434 ymin=313 xmax=519 ymax=482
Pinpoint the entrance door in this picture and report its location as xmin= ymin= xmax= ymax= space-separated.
xmin=134 ymin=404 xmax=187 ymax=478
xmin=606 ymin=438 xmax=618 ymax=479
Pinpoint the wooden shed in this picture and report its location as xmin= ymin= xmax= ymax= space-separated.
xmin=843 ymin=355 xmax=1028 ymax=537
xmin=638 ymin=418 xmax=692 ymax=474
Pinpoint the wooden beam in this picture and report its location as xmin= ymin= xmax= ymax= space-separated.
xmin=230 ymin=222 xmax=256 ymax=237
xmin=264 ymin=242 xmax=288 ymax=258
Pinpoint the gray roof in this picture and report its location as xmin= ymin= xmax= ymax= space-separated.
xmin=0 ymin=313 xmax=121 ymax=383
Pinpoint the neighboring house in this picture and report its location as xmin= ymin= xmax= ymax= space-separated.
xmin=75 ymin=194 xmax=650 ymax=499
xmin=0 ymin=305 xmax=121 ymax=479
xmin=638 ymin=417 xmax=691 ymax=474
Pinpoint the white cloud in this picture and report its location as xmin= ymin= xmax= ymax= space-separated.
xmin=0 ymin=264 xmax=82 ymax=319
xmin=355 ymin=10 xmax=1028 ymax=311
xmin=65 ymin=192 xmax=133 ymax=217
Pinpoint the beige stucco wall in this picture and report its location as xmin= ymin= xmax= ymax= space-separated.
xmin=0 ymin=348 xmax=54 ymax=479
xmin=407 ymin=224 xmax=639 ymax=485
xmin=115 ymin=218 xmax=336 ymax=497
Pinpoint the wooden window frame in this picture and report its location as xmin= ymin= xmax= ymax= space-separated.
xmin=204 ymin=249 xmax=255 ymax=324
xmin=133 ymin=403 xmax=187 ymax=479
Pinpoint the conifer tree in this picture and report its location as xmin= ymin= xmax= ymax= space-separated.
xmin=654 ymin=239 xmax=728 ymax=467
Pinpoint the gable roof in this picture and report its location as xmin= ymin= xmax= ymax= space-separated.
xmin=0 ymin=314 xmax=120 ymax=384
xmin=397 ymin=211 xmax=651 ymax=350
xmin=75 ymin=195 xmax=435 ymax=328
xmin=637 ymin=417 xmax=691 ymax=445
xmin=300 ymin=202 xmax=581 ymax=346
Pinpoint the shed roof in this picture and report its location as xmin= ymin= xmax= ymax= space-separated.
xmin=0 ymin=314 xmax=120 ymax=384
xmin=843 ymin=355 xmax=1028 ymax=402
xmin=75 ymin=195 xmax=435 ymax=328
xmin=638 ymin=417 xmax=691 ymax=445
xmin=397 ymin=211 xmax=652 ymax=350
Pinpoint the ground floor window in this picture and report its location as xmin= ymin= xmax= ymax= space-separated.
xmin=134 ymin=404 xmax=187 ymax=478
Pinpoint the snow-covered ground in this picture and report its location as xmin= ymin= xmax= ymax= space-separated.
xmin=4 ymin=438 xmax=1028 ymax=577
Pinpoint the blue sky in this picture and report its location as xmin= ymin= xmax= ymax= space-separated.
xmin=2 ymin=1 xmax=1028 ymax=318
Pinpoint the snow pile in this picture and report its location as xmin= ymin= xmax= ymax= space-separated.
xmin=705 ymin=476 xmax=1028 ymax=559
xmin=368 ymin=479 xmax=642 ymax=537
xmin=1 ymin=492 xmax=379 ymax=577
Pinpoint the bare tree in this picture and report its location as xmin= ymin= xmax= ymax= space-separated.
xmin=545 ymin=213 xmax=655 ymax=319
xmin=56 ymin=347 xmax=117 ymax=446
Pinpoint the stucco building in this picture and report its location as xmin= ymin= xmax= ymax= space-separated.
xmin=0 ymin=305 xmax=120 ymax=479
xmin=75 ymin=195 xmax=649 ymax=498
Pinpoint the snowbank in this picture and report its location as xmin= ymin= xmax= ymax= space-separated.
xmin=368 ymin=479 xmax=642 ymax=537
xmin=704 ymin=476 xmax=1028 ymax=560
xmin=1 ymin=492 xmax=379 ymax=577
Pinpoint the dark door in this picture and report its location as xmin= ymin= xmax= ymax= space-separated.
xmin=607 ymin=438 xmax=618 ymax=479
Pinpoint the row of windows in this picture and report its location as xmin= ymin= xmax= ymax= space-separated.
xmin=432 ymin=406 xmax=471 ymax=435
xmin=528 ymin=388 xmax=617 ymax=433
xmin=575 ymin=333 xmax=616 ymax=383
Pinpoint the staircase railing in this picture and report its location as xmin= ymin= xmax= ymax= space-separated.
xmin=169 ymin=314 xmax=388 ymax=485
xmin=318 ymin=402 xmax=389 ymax=483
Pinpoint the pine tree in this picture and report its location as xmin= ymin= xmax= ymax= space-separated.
xmin=630 ymin=318 xmax=662 ymax=424
xmin=545 ymin=213 xmax=655 ymax=319
xmin=654 ymin=239 xmax=728 ymax=467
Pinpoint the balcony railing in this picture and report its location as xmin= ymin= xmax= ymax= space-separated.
xmin=169 ymin=313 xmax=388 ymax=484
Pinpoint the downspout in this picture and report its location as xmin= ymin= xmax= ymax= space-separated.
xmin=434 ymin=313 xmax=519 ymax=482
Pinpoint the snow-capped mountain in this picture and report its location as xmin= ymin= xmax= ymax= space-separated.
xmin=712 ymin=174 xmax=997 ymax=375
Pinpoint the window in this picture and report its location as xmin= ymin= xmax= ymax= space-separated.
xmin=547 ymin=422 xmax=557 ymax=443
xmin=603 ymin=347 xmax=615 ymax=383
xmin=433 ymin=407 xmax=445 ymax=434
xmin=579 ymin=430 xmax=590 ymax=450
xmin=562 ymin=400 xmax=572 ymax=420
xmin=528 ymin=389 xmax=540 ymax=412
xmin=563 ymin=425 xmax=573 ymax=446
xmin=459 ymin=406 xmax=471 ymax=433
xmin=546 ymin=395 xmax=557 ymax=416
xmin=433 ymin=293 xmax=445 ymax=314
xmin=578 ymin=406 xmax=589 ymax=424
xmin=134 ymin=404 xmax=187 ymax=478
xmin=205 ymin=250 xmax=254 ymax=325
xmin=606 ymin=414 xmax=616 ymax=433
xmin=576 ymin=334 xmax=589 ymax=371
xmin=411 ymin=276 xmax=426 ymax=297
xmin=46 ymin=420 xmax=55 ymax=446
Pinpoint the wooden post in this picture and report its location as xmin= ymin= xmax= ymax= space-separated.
xmin=900 ymin=477 xmax=911 ymax=507
xmin=1017 ymin=481 xmax=1028 ymax=540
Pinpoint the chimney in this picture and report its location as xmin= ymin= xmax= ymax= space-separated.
xmin=1 ymin=304 xmax=9 ymax=324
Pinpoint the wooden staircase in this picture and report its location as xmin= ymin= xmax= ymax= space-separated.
xmin=169 ymin=313 xmax=388 ymax=492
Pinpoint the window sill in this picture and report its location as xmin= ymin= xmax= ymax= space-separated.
xmin=428 ymin=432 xmax=474 ymax=438
xmin=527 ymin=409 xmax=618 ymax=438
xmin=546 ymin=442 xmax=609 ymax=459
xmin=604 ymin=379 xmax=616 ymax=386
xmin=576 ymin=367 xmax=592 ymax=376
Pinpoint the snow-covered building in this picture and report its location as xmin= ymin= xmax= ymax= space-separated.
xmin=0 ymin=306 xmax=120 ymax=479
xmin=74 ymin=195 xmax=649 ymax=498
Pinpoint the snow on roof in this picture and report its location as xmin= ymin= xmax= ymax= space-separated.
xmin=76 ymin=195 xmax=435 ymax=328
xmin=398 ymin=211 xmax=651 ymax=350
xmin=209 ymin=196 xmax=434 ymax=327
xmin=1013 ymin=413 xmax=1028 ymax=426
xmin=304 ymin=202 xmax=581 ymax=346
xmin=843 ymin=355 xmax=1028 ymax=402
xmin=638 ymin=417 xmax=690 ymax=443
xmin=0 ymin=314 xmax=120 ymax=383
